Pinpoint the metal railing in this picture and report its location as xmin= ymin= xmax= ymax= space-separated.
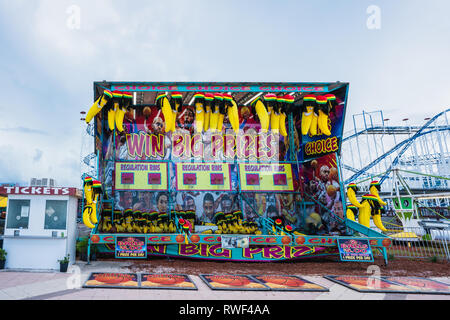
xmin=375 ymin=226 xmax=450 ymax=261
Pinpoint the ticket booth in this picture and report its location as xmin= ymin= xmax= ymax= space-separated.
xmin=0 ymin=186 xmax=81 ymax=270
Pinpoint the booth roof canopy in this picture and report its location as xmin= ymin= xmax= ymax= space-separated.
xmin=94 ymin=81 xmax=348 ymax=105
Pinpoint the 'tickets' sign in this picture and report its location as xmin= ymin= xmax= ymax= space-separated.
xmin=0 ymin=186 xmax=78 ymax=196
xmin=337 ymin=238 xmax=374 ymax=262
xmin=115 ymin=236 xmax=147 ymax=259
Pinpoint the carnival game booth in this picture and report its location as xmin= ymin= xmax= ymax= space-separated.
xmin=0 ymin=186 xmax=81 ymax=270
xmin=82 ymin=81 xmax=392 ymax=264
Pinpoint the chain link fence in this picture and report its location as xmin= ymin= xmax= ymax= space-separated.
xmin=376 ymin=226 xmax=450 ymax=261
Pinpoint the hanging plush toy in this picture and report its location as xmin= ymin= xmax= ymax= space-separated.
xmin=346 ymin=204 xmax=359 ymax=222
xmin=316 ymin=95 xmax=331 ymax=136
xmin=115 ymin=91 xmax=133 ymax=133
xmin=90 ymin=180 xmax=102 ymax=225
xmin=155 ymin=92 xmax=174 ymax=132
xmin=86 ymin=89 xmax=113 ymax=124
xmin=360 ymin=194 xmax=388 ymax=232
xmin=223 ymin=93 xmax=240 ymax=134
xmin=319 ymin=93 xmax=337 ymax=136
xmin=263 ymin=94 xmax=279 ymax=134
xmin=203 ymin=93 xmax=214 ymax=132
xmin=192 ymin=92 xmax=205 ymax=133
xmin=310 ymin=95 xmax=326 ymax=136
xmin=209 ymin=93 xmax=221 ymax=132
xmin=82 ymin=176 xmax=95 ymax=229
xmin=369 ymin=181 xmax=387 ymax=206
xmin=346 ymin=183 xmax=362 ymax=208
xmin=170 ymin=92 xmax=183 ymax=132
xmin=107 ymin=91 xmax=123 ymax=131
xmin=250 ymin=96 xmax=270 ymax=132
xmin=216 ymin=93 xmax=227 ymax=132
xmin=301 ymin=94 xmax=317 ymax=135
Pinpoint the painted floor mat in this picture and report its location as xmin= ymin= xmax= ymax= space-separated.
xmin=83 ymin=272 xmax=140 ymax=289
xmin=383 ymin=276 xmax=450 ymax=295
xmin=252 ymin=275 xmax=329 ymax=292
xmin=324 ymin=275 xmax=417 ymax=293
xmin=199 ymin=274 xmax=270 ymax=291
xmin=140 ymin=273 xmax=197 ymax=290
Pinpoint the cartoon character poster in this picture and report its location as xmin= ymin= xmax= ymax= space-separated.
xmin=300 ymin=153 xmax=347 ymax=235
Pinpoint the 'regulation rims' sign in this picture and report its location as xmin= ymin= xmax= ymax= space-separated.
xmin=239 ymin=163 xmax=294 ymax=192
xmin=175 ymin=163 xmax=232 ymax=191
xmin=115 ymin=162 xmax=168 ymax=191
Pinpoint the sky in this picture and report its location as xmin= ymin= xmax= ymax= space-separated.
xmin=0 ymin=0 xmax=449 ymax=187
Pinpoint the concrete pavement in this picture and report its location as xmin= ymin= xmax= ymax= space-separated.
xmin=0 ymin=261 xmax=449 ymax=301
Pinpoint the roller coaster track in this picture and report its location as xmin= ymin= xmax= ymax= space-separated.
xmin=344 ymin=108 xmax=450 ymax=185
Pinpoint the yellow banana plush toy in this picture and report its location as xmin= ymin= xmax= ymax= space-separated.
xmin=319 ymin=93 xmax=337 ymax=136
xmin=156 ymin=93 xmax=174 ymax=132
xmin=90 ymin=180 xmax=103 ymax=224
xmin=223 ymin=93 xmax=240 ymax=134
xmin=369 ymin=180 xmax=387 ymax=206
xmin=250 ymin=96 xmax=269 ymax=132
xmin=264 ymin=94 xmax=279 ymax=134
xmin=346 ymin=183 xmax=362 ymax=208
xmin=115 ymin=91 xmax=133 ymax=133
xmin=346 ymin=204 xmax=358 ymax=222
xmin=209 ymin=93 xmax=221 ymax=132
xmin=301 ymin=94 xmax=317 ymax=135
xmin=360 ymin=194 xmax=387 ymax=232
xmin=193 ymin=92 xmax=205 ymax=133
xmin=358 ymin=197 xmax=372 ymax=228
xmin=316 ymin=95 xmax=331 ymax=136
xmin=86 ymin=89 xmax=113 ymax=124
xmin=82 ymin=176 xmax=96 ymax=229
xmin=203 ymin=93 xmax=214 ymax=131
xmin=108 ymin=91 xmax=123 ymax=131
xmin=170 ymin=92 xmax=183 ymax=132
xmin=216 ymin=93 xmax=227 ymax=132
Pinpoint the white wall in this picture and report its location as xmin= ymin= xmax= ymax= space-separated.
xmin=3 ymin=194 xmax=79 ymax=270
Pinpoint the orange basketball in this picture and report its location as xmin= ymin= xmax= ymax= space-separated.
xmin=330 ymin=167 xmax=338 ymax=180
xmin=190 ymin=235 xmax=200 ymax=243
xmin=281 ymin=236 xmax=291 ymax=245
xmin=143 ymin=106 xmax=152 ymax=117
xmin=296 ymin=236 xmax=305 ymax=245
xmin=327 ymin=185 xmax=337 ymax=197
xmin=90 ymin=235 xmax=100 ymax=243
xmin=175 ymin=235 xmax=185 ymax=243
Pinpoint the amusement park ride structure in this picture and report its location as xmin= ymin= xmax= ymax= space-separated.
xmin=341 ymin=108 xmax=450 ymax=238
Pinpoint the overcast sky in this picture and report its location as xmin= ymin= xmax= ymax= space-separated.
xmin=0 ymin=0 xmax=449 ymax=187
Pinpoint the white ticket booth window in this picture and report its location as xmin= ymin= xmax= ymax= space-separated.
xmin=1 ymin=187 xmax=81 ymax=271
